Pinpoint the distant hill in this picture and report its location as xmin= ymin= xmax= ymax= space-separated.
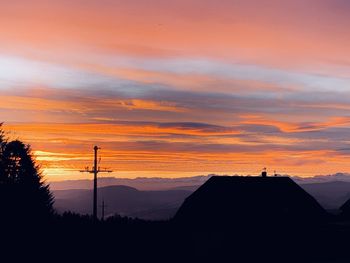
xmin=293 ymin=173 xmax=350 ymax=184
xmin=50 ymin=175 xmax=211 ymax=191
xmin=300 ymin=181 xmax=350 ymax=210
xmin=52 ymin=174 xmax=350 ymax=219
xmin=50 ymin=173 xmax=350 ymax=191
xmin=169 ymin=185 xmax=201 ymax=191
xmin=54 ymin=185 xmax=192 ymax=220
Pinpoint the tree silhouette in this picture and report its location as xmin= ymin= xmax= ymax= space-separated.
xmin=0 ymin=125 xmax=7 ymax=182
xmin=0 ymin=125 xmax=54 ymax=224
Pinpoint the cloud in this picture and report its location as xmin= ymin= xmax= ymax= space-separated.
xmin=2 ymin=1 xmax=350 ymax=179
xmin=240 ymin=115 xmax=350 ymax=133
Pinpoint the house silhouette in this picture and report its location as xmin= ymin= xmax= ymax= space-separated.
xmin=174 ymin=176 xmax=327 ymax=228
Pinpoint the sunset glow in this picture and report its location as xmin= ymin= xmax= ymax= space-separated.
xmin=2 ymin=0 xmax=350 ymax=181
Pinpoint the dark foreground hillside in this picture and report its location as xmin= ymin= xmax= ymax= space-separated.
xmin=3 ymin=214 xmax=350 ymax=263
xmin=3 ymin=176 xmax=350 ymax=262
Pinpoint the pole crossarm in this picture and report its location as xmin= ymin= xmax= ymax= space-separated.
xmin=79 ymin=167 xmax=112 ymax=174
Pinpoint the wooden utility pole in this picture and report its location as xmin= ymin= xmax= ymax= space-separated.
xmin=80 ymin=146 xmax=112 ymax=222
xmin=100 ymin=200 xmax=107 ymax=221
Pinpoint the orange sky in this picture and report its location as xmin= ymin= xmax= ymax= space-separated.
xmin=1 ymin=0 xmax=350 ymax=181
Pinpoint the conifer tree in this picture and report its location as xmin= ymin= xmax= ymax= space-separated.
xmin=0 ymin=124 xmax=54 ymax=223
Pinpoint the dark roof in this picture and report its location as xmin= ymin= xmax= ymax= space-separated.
xmin=174 ymin=176 xmax=327 ymax=227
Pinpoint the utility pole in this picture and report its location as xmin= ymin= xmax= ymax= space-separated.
xmin=80 ymin=146 xmax=112 ymax=222
xmin=93 ymin=146 xmax=98 ymax=221
xmin=100 ymin=200 xmax=107 ymax=221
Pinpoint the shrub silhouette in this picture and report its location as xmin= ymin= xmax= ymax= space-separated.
xmin=0 ymin=124 xmax=54 ymax=224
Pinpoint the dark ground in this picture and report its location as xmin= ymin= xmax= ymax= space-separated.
xmin=3 ymin=214 xmax=350 ymax=263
